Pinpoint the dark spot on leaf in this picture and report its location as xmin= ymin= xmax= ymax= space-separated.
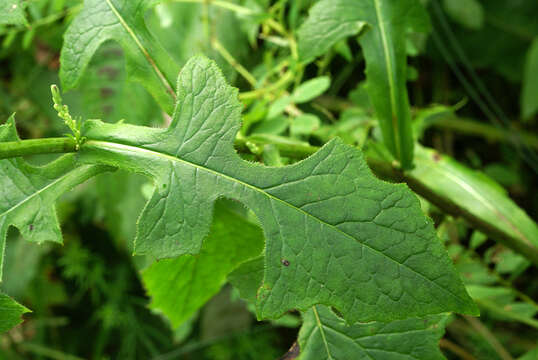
xmin=29 ymin=224 xmax=33 ymax=231
xmin=281 ymin=259 xmax=290 ymax=266
xmin=432 ymin=153 xmax=441 ymax=162
xmin=102 ymin=105 xmax=114 ymax=115
xmin=100 ymin=87 xmax=115 ymax=98
xmin=98 ymin=66 xmax=120 ymax=80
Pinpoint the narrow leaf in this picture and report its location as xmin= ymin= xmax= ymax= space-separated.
xmin=298 ymin=0 xmax=431 ymax=168
xmin=298 ymin=305 xmax=448 ymax=360
xmin=407 ymin=145 xmax=538 ymax=264
xmin=78 ymin=56 xmax=477 ymax=323
xmin=0 ymin=116 xmax=110 ymax=279
xmin=60 ymin=0 xmax=179 ymax=113
xmin=142 ymin=202 xmax=264 ymax=327
xmin=0 ymin=293 xmax=29 ymax=333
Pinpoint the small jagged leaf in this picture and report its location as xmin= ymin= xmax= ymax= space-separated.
xmin=0 ymin=116 xmax=109 ymax=279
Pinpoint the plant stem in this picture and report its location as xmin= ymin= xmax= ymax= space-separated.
xmin=0 ymin=138 xmax=76 ymax=159
xmin=168 ymin=0 xmax=256 ymax=16
xmin=211 ymin=38 xmax=257 ymax=87
xmin=433 ymin=116 xmax=538 ymax=150
xmin=439 ymin=339 xmax=477 ymax=360
xmin=239 ymin=71 xmax=294 ymax=100
xmin=463 ymin=315 xmax=514 ymax=360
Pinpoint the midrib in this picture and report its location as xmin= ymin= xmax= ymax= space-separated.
xmin=84 ymin=139 xmax=468 ymax=306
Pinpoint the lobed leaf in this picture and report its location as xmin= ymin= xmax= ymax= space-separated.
xmin=78 ymin=56 xmax=477 ymax=323
xmin=0 ymin=293 xmax=29 ymax=334
xmin=298 ymin=305 xmax=448 ymax=360
xmin=298 ymin=0 xmax=430 ymax=168
xmin=0 ymin=116 xmax=110 ymax=279
xmin=142 ymin=202 xmax=264 ymax=328
xmin=60 ymin=0 xmax=179 ymax=113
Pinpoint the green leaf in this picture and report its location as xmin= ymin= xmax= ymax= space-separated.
xmin=60 ymin=0 xmax=179 ymax=114
xmin=78 ymin=56 xmax=477 ymax=323
xmin=298 ymin=0 xmax=431 ymax=168
xmin=519 ymin=347 xmax=538 ymax=360
xmin=0 ymin=116 xmax=109 ymax=279
xmin=407 ymin=145 xmax=538 ymax=265
xmin=290 ymin=114 xmax=321 ymax=136
xmin=298 ymin=305 xmax=448 ymax=360
xmin=442 ymin=0 xmax=484 ymax=30
xmin=521 ymin=38 xmax=538 ymax=120
xmin=142 ymin=201 xmax=264 ymax=328
xmin=292 ymin=76 xmax=331 ymax=104
xmin=228 ymin=256 xmax=264 ymax=304
xmin=0 ymin=293 xmax=29 ymax=333
xmin=267 ymin=95 xmax=292 ymax=119
xmin=0 ymin=0 xmax=27 ymax=26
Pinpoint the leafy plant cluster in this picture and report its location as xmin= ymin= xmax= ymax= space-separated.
xmin=0 ymin=0 xmax=537 ymax=359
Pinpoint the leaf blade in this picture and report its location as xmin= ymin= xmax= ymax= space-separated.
xmin=0 ymin=116 xmax=110 ymax=279
xmin=79 ymin=56 xmax=477 ymax=323
xmin=0 ymin=293 xmax=29 ymax=334
xmin=141 ymin=202 xmax=264 ymax=328
xmin=298 ymin=305 xmax=448 ymax=360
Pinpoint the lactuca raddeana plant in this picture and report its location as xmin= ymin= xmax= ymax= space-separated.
xmin=0 ymin=56 xmax=477 ymax=326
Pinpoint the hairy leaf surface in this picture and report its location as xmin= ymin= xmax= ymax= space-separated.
xmin=142 ymin=202 xmax=264 ymax=328
xmin=298 ymin=305 xmax=447 ymax=360
xmin=0 ymin=116 xmax=109 ymax=279
xmin=78 ymin=56 xmax=477 ymax=323
xmin=0 ymin=0 xmax=27 ymax=25
xmin=298 ymin=0 xmax=430 ymax=168
xmin=0 ymin=293 xmax=29 ymax=333
xmin=60 ymin=0 xmax=179 ymax=113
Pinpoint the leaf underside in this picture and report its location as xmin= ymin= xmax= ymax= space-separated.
xmin=0 ymin=116 xmax=109 ymax=280
xmin=78 ymin=56 xmax=477 ymax=323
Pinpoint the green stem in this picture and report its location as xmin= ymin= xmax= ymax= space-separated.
xmin=432 ymin=116 xmax=538 ymax=150
xmin=0 ymin=138 xmax=76 ymax=159
xmin=168 ymin=0 xmax=256 ymax=16
xmin=212 ymin=38 xmax=257 ymax=87
xmin=234 ymin=135 xmax=317 ymax=159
